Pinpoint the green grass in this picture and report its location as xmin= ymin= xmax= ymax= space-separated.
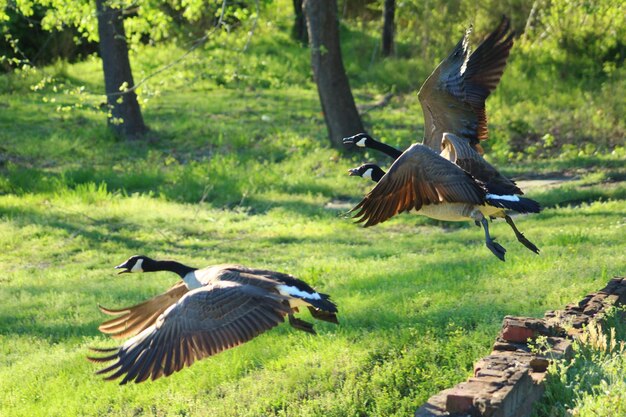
xmin=1 ymin=186 xmax=625 ymax=416
xmin=1 ymin=2 xmax=626 ymax=415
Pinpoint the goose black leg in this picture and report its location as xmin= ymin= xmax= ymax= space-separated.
xmin=480 ymin=217 xmax=506 ymax=261
xmin=288 ymin=314 xmax=316 ymax=335
xmin=505 ymin=215 xmax=540 ymax=254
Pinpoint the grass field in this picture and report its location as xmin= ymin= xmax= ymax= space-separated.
xmin=1 ymin=3 xmax=626 ymax=416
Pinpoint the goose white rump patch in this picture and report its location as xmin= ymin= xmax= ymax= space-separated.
xmin=277 ymin=285 xmax=321 ymax=300
xmin=486 ymin=193 xmax=520 ymax=202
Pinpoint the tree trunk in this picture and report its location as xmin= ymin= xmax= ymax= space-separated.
xmin=292 ymin=0 xmax=308 ymax=45
xmin=303 ymin=0 xmax=364 ymax=149
xmin=381 ymin=0 xmax=395 ymax=57
xmin=96 ymin=0 xmax=147 ymax=138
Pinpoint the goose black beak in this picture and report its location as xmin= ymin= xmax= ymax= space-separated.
xmin=114 ymin=262 xmax=131 ymax=275
xmin=348 ymin=168 xmax=360 ymax=176
xmin=342 ymin=133 xmax=363 ymax=146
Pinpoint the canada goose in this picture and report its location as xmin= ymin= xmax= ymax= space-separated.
xmin=344 ymin=16 xmax=514 ymax=154
xmin=343 ymin=18 xmax=540 ymax=260
xmin=89 ymin=255 xmax=338 ymax=384
xmin=347 ymin=133 xmax=541 ymax=259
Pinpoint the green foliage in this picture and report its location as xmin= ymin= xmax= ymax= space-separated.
xmin=534 ymin=308 xmax=626 ymax=417
xmin=3 ymin=0 xmax=625 ymax=155
xmin=522 ymin=0 xmax=626 ymax=79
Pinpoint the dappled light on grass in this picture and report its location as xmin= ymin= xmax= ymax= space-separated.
xmin=0 ymin=182 xmax=624 ymax=415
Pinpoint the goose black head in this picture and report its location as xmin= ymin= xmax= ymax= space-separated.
xmin=342 ymin=133 xmax=373 ymax=148
xmin=348 ymin=163 xmax=385 ymax=182
xmin=115 ymin=255 xmax=155 ymax=274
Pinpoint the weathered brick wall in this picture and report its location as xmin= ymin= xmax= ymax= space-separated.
xmin=415 ymin=276 xmax=626 ymax=417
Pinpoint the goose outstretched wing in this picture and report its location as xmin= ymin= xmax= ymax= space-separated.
xmin=89 ymin=281 xmax=290 ymax=384
xmin=98 ymin=281 xmax=189 ymax=340
xmin=418 ymin=17 xmax=514 ymax=153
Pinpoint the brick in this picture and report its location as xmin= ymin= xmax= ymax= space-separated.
xmin=530 ymin=371 xmax=547 ymax=384
xmin=414 ymin=276 xmax=626 ymax=417
xmin=501 ymin=325 xmax=535 ymax=343
xmin=414 ymin=389 xmax=450 ymax=417
xmin=445 ymin=383 xmax=480 ymax=414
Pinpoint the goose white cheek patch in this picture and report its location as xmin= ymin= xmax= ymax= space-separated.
xmin=131 ymin=259 xmax=144 ymax=273
xmin=362 ymin=169 xmax=373 ymax=180
xmin=356 ymin=138 xmax=367 ymax=147
xmin=277 ymin=285 xmax=321 ymax=300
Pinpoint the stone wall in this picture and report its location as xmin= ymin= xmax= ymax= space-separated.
xmin=415 ymin=276 xmax=626 ymax=417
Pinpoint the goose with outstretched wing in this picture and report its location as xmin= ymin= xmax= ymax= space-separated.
xmin=344 ymin=18 xmax=540 ymax=260
xmin=344 ymin=16 xmax=514 ymax=154
xmin=89 ymin=256 xmax=338 ymax=384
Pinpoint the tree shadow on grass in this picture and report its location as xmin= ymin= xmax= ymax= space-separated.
xmin=0 ymin=204 xmax=148 ymax=251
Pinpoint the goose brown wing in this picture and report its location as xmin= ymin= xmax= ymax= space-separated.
xmin=441 ymin=133 xmax=522 ymax=195
xmin=89 ymin=281 xmax=291 ymax=384
xmin=350 ymin=144 xmax=486 ymax=227
xmin=418 ymin=16 xmax=514 ymax=153
xmin=98 ymin=281 xmax=189 ymax=340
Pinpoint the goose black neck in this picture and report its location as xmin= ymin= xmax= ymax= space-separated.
xmin=368 ymin=138 xmax=403 ymax=159
xmin=371 ymin=167 xmax=385 ymax=182
xmin=149 ymin=260 xmax=197 ymax=278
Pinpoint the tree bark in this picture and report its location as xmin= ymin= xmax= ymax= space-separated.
xmin=292 ymin=0 xmax=308 ymax=45
xmin=96 ymin=0 xmax=147 ymax=138
xmin=381 ymin=0 xmax=395 ymax=57
xmin=303 ymin=0 xmax=364 ymax=149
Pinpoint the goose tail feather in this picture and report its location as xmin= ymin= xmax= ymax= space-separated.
xmin=487 ymin=195 xmax=541 ymax=213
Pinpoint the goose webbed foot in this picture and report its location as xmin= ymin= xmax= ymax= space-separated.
xmin=505 ymin=215 xmax=540 ymax=254
xmin=517 ymin=235 xmax=540 ymax=254
xmin=486 ymin=238 xmax=507 ymax=261
xmin=288 ymin=314 xmax=316 ymax=335
xmin=480 ymin=217 xmax=506 ymax=261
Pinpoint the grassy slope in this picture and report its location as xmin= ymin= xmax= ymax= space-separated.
xmin=1 ymin=3 xmax=626 ymax=417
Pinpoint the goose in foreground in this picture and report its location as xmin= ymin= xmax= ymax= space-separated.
xmin=344 ymin=16 xmax=514 ymax=155
xmin=348 ymin=134 xmax=540 ymax=260
xmin=89 ymin=255 xmax=338 ymax=384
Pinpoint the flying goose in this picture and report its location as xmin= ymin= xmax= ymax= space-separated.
xmin=344 ymin=16 xmax=514 ymax=154
xmin=89 ymin=255 xmax=338 ymax=384
xmin=342 ymin=18 xmax=540 ymax=259
xmin=348 ymin=133 xmax=541 ymax=259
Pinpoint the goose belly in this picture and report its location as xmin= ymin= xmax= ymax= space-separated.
xmin=416 ymin=203 xmax=475 ymax=221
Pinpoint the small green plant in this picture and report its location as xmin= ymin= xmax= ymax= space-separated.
xmin=533 ymin=308 xmax=626 ymax=417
